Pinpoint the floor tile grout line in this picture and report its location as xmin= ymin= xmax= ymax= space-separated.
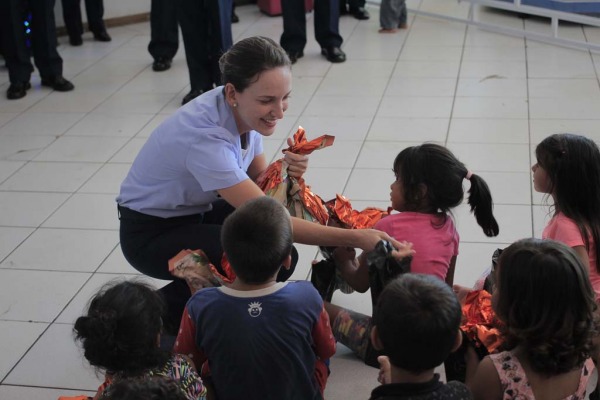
xmin=0 ymin=240 xmax=124 ymax=386
xmin=443 ymin=10 xmax=469 ymax=147
xmin=336 ymin=1 xmax=417 ymax=198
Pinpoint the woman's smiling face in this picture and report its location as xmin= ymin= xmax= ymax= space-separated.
xmin=229 ymin=66 xmax=292 ymax=136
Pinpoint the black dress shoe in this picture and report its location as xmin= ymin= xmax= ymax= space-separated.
xmin=93 ymin=30 xmax=112 ymax=42
xmin=69 ymin=36 xmax=83 ymax=46
xmin=182 ymin=89 xmax=206 ymax=105
xmin=41 ymin=76 xmax=75 ymax=92
xmin=152 ymin=57 xmax=172 ymax=72
xmin=6 ymin=82 xmax=31 ymax=100
xmin=350 ymin=7 xmax=370 ymax=20
xmin=321 ymin=46 xmax=346 ymax=63
xmin=231 ymin=11 xmax=239 ymax=23
xmin=286 ymin=50 xmax=304 ymax=64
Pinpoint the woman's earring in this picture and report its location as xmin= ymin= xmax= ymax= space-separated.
xmin=233 ymin=102 xmax=238 ymax=108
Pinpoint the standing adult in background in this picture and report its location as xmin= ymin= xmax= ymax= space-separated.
xmin=0 ymin=0 xmax=74 ymax=99
xmin=340 ymin=0 xmax=370 ymax=20
xmin=61 ymin=0 xmax=111 ymax=46
xmin=148 ymin=0 xmax=178 ymax=72
xmin=178 ymin=0 xmax=233 ymax=105
xmin=281 ymin=0 xmax=346 ymax=64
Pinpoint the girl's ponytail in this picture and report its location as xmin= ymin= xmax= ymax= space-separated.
xmin=467 ymin=173 xmax=499 ymax=237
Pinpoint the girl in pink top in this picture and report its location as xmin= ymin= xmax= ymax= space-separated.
xmin=533 ymin=134 xmax=600 ymax=301
xmin=323 ymin=143 xmax=499 ymax=364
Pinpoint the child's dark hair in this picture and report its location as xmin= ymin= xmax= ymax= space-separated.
xmin=221 ymin=197 xmax=293 ymax=284
xmin=219 ymin=36 xmax=291 ymax=91
xmin=373 ymin=273 xmax=462 ymax=373
xmin=535 ymin=133 xmax=600 ymax=273
xmin=393 ymin=143 xmax=499 ymax=237
xmin=494 ymin=238 xmax=597 ymax=375
xmin=100 ymin=377 xmax=187 ymax=400
xmin=74 ymin=280 xmax=169 ymax=375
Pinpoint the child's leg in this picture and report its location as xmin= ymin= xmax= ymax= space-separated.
xmin=379 ymin=0 xmax=400 ymax=32
xmin=328 ymin=303 xmax=372 ymax=361
xmin=398 ymin=0 xmax=408 ymax=28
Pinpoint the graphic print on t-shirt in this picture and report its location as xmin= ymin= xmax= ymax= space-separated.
xmin=248 ymin=301 xmax=262 ymax=317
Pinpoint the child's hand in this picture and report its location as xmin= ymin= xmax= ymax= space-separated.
xmin=453 ymin=284 xmax=471 ymax=305
xmin=391 ymin=241 xmax=415 ymax=260
xmin=333 ymin=246 xmax=356 ymax=263
xmin=377 ymin=356 xmax=392 ymax=385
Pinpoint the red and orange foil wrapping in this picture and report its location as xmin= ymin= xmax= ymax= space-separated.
xmin=460 ymin=289 xmax=503 ymax=354
xmin=325 ymin=194 xmax=389 ymax=229
xmin=257 ymin=127 xmax=388 ymax=229
xmin=257 ymin=127 xmax=333 ymax=225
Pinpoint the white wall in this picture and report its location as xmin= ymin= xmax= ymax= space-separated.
xmin=53 ymin=0 xmax=149 ymax=28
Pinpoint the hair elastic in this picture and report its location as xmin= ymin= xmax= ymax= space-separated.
xmin=465 ymin=170 xmax=473 ymax=180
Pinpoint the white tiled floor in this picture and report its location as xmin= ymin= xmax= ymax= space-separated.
xmin=1 ymin=1 xmax=600 ymax=398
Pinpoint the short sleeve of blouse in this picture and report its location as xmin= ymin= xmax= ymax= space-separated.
xmin=185 ymin=128 xmax=250 ymax=192
xmin=549 ymin=215 xmax=585 ymax=248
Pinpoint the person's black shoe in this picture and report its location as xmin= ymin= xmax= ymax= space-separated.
xmin=6 ymin=82 xmax=31 ymax=100
xmin=41 ymin=76 xmax=75 ymax=92
xmin=286 ymin=50 xmax=304 ymax=64
xmin=152 ymin=57 xmax=172 ymax=72
xmin=231 ymin=11 xmax=239 ymax=23
xmin=93 ymin=30 xmax=112 ymax=42
xmin=69 ymin=35 xmax=83 ymax=46
xmin=350 ymin=7 xmax=370 ymax=20
xmin=182 ymin=88 xmax=205 ymax=105
xmin=321 ymin=46 xmax=346 ymax=63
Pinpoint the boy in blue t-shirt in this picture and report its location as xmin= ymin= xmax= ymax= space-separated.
xmin=174 ymin=197 xmax=335 ymax=400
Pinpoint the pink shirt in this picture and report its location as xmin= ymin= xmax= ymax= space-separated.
xmin=374 ymin=212 xmax=459 ymax=281
xmin=543 ymin=212 xmax=600 ymax=300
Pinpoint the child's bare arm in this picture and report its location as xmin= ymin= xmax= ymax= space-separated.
xmin=333 ymin=247 xmax=370 ymax=293
xmin=469 ymin=356 xmax=503 ymax=400
xmin=445 ymin=256 xmax=457 ymax=286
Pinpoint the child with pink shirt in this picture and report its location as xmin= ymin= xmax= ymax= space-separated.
xmin=533 ymin=133 xmax=600 ymax=301
xmin=323 ymin=143 xmax=499 ymax=365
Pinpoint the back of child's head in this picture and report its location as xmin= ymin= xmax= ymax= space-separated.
xmin=100 ymin=376 xmax=187 ymax=400
xmin=393 ymin=143 xmax=499 ymax=237
xmin=373 ymin=273 xmax=461 ymax=373
xmin=535 ymin=133 xmax=600 ymax=272
xmin=221 ymin=196 xmax=293 ymax=284
xmin=494 ymin=238 xmax=597 ymax=375
xmin=74 ymin=280 xmax=169 ymax=375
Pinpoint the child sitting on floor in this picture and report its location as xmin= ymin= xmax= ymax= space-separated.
xmin=322 ymin=143 xmax=499 ymax=365
xmin=370 ymin=273 xmax=472 ymax=399
xmin=174 ymin=197 xmax=336 ymax=400
xmin=468 ymin=238 xmax=596 ymax=400
xmin=74 ymin=281 xmax=206 ymax=400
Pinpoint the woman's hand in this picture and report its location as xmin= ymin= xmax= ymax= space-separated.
xmin=283 ymin=137 xmax=308 ymax=178
xmin=354 ymin=229 xmax=413 ymax=254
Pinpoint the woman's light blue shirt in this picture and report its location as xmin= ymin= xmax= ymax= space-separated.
xmin=117 ymin=87 xmax=263 ymax=218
